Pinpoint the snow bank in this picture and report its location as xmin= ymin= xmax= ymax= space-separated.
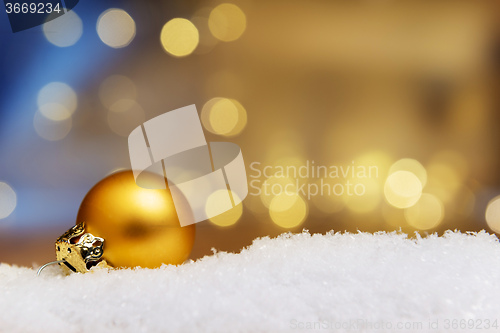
xmin=1 ymin=231 xmax=500 ymax=332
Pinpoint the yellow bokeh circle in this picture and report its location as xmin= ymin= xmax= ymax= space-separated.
xmin=160 ymin=18 xmax=199 ymax=57
xmin=486 ymin=196 xmax=500 ymax=234
xmin=269 ymin=193 xmax=307 ymax=229
xmin=389 ymin=158 xmax=427 ymax=187
xmin=206 ymin=190 xmax=243 ymax=227
xmin=259 ymin=176 xmax=297 ymax=208
xmin=201 ymin=98 xmax=247 ymax=136
xmin=208 ymin=3 xmax=246 ymax=42
xmin=404 ymin=193 xmax=444 ymax=230
xmin=384 ymin=171 xmax=422 ymax=209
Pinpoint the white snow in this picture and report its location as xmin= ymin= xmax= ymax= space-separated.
xmin=1 ymin=230 xmax=500 ymax=332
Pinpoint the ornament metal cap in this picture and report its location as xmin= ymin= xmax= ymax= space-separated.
xmin=38 ymin=222 xmax=110 ymax=275
xmin=56 ymin=222 xmax=110 ymax=273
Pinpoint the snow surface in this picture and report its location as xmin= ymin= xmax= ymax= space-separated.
xmin=1 ymin=231 xmax=500 ymax=332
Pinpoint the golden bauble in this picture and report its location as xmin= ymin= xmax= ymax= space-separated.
xmin=76 ymin=170 xmax=195 ymax=269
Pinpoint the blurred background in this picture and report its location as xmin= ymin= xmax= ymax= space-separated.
xmin=0 ymin=0 xmax=498 ymax=266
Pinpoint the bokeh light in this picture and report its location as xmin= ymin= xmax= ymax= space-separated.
xmin=38 ymin=103 xmax=71 ymax=121
xmin=209 ymin=99 xmax=238 ymax=135
xmin=97 ymin=9 xmax=136 ymax=48
xmin=260 ymin=175 xmax=297 ymax=208
xmin=43 ymin=11 xmax=83 ymax=47
xmin=355 ymin=151 xmax=394 ymax=180
xmin=384 ymin=171 xmax=422 ymax=208
xmin=201 ymin=98 xmax=247 ymax=136
xmin=208 ymin=3 xmax=246 ymax=42
xmin=160 ymin=18 xmax=199 ymax=57
xmin=404 ymin=193 xmax=444 ymax=230
xmin=208 ymin=191 xmax=243 ymax=227
xmin=0 ymin=182 xmax=17 ymax=220
xmin=485 ymin=196 xmax=500 ymax=233
xmin=191 ymin=8 xmax=219 ymax=54
xmin=201 ymin=97 xmax=222 ymax=132
xmin=33 ymin=110 xmax=72 ymax=141
xmin=107 ymin=99 xmax=145 ymax=137
xmin=37 ymin=82 xmax=77 ymax=121
xmin=205 ymin=190 xmax=242 ymax=226
xmin=269 ymin=193 xmax=308 ymax=229
xmin=389 ymin=158 xmax=427 ymax=187
xmin=99 ymin=75 xmax=137 ymax=109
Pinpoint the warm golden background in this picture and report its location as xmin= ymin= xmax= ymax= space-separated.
xmin=0 ymin=0 xmax=498 ymax=266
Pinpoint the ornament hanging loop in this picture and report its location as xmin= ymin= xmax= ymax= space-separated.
xmin=36 ymin=260 xmax=65 ymax=276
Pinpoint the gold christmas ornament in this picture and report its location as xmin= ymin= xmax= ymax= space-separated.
xmin=38 ymin=170 xmax=195 ymax=275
